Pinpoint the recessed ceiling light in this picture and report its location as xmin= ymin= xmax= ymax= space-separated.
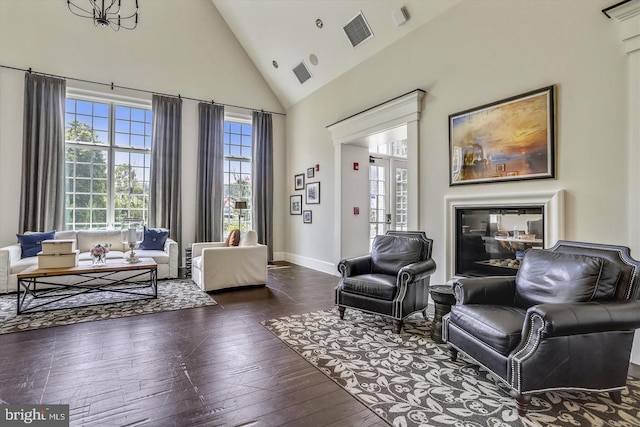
xmin=315 ymin=18 xmax=323 ymax=29
xmin=309 ymin=54 xmax=318 ymax=66
xmin=272 ymin=60 xmax=279 ymax=69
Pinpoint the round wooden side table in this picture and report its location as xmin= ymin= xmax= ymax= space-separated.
xmin=429 ymin=285 xmax=456 ymax=343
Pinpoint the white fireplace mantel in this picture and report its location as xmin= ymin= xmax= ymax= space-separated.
xmin=444 ymin=189 xmax=565 ymax=279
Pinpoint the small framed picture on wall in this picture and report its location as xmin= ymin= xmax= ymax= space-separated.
xmin=290 ymin=195 xmax=302 ymax=215
xmin=303 ymin=210 xmax=312 ymax=224
xmin=307 ymin=167 xmax=315 ymax=178
xmin=305 ymin=182 xmax=320 ymax=204
xmin=294 ymin=174 xmax=305 ymax=190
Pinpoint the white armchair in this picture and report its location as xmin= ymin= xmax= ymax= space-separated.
xmin=191 ymin=230 xmax=268 ymax=292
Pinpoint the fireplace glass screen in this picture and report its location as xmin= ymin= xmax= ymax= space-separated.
xmin=455 ymin=206 xmax=544 ymax=277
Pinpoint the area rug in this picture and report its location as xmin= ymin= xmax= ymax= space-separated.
xmin=0 ymin=279 xmax=217 ymax=334
xmin=262 ymin=309 xmax=640 ymax=427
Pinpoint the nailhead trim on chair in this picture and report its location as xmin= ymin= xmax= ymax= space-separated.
xmin=510 ymin=313 xmax=545 ymax=392
xmin=392 ymin=273 xmax=410 ymax=318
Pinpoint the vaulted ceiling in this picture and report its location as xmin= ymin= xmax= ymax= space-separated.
xmin=212 ymin=0 xmax=461 ymax=109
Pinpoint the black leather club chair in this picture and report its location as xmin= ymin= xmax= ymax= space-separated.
xmin=336 ymin=231 xmax=437 ymax=333
xmin=443 ymin=240 xmax=640 ymax=415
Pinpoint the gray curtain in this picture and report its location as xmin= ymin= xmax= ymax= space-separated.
xmin=19 ymin=73 xmax=66 ymax=233
xmin=195 ymin=103 xmax=224 ymax=242
xmin=252 ymin=111 xmax=273 ymax=261
xmin=149 ymin=94 xmax=182 ymax=257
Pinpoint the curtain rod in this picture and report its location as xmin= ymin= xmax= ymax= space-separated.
xmin=0 ymin=64 xmax=286 ymax=117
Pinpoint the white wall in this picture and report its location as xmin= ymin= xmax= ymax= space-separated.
xmin=285 ymin=0 xmax=637 ymax=356
xmin=341 ymin=144 xmax=370 ymax=259
xmin=0 ymin=0 xmax=286 ymax=258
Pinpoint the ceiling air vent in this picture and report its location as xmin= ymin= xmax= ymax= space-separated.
xmin=292 ymin=61 xmax=312 ymax=84
xmin=343 ymin=12 xmax=373 ymax=48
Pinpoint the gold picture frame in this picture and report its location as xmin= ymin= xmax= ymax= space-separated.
xmin=449 ymin=85 xmax=555 ymax=186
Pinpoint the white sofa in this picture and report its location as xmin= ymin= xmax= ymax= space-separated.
xmin=0 ymin=230 xmax=178 ymax=294
xmin=192 ymin=230 xmax=267 ymax=292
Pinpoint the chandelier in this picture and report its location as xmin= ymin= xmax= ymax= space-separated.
xmin=67 ymin=0 xmax=139 ymax=31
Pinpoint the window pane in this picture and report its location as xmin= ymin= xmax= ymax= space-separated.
xmin=76 ymin=101 xmax=92 ymax=115
xmin=116 ymin=106 xmax=130 ymax=119
xmin=131 ymin=108 xmax=145 ymax=122
xmin=131 ymin=121 xmax=145 ymax=135
xmin=94 ymin=131 xmax=108 ymax=143
xmin=115 ymin=119 xmax=130 ymax=133
xmin=92 ymin=180 xmax=107 ymax=195
xmin=93 ymin=117 xmax=108 ymax=131
xmin=115 ymin=133 xmax=129 ymax=147
xmin=94 ymin=103 xmax=109 ymax=117
xmin=131 ymin=134 xmax=145 ymax=148
xmin=76 ymin=114 xmax=92 ymax=128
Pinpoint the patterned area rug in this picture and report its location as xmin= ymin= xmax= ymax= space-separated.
xmin=262 ymin=309 xmax=640 ymax=427
xmin=0 ymin=279 xmax=217 ymax=334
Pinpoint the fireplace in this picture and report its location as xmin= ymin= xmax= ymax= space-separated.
xmin=445 ymin=190 xmax=564 ymax=278
xmin=455 ymin=206 xmax=543 ymax=277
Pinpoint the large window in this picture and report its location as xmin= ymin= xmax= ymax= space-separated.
xmin=223 ymin=120 xmax=252 ymax=235
xmin=65 ymin=96 xmax=152 ymax=230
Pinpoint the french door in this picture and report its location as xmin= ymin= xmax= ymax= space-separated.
xmin=369 ymin=157 xmax=408 ymax=248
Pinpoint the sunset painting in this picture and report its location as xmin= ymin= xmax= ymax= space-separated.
xmin=449 ymin=86 xmax=555 ymax=185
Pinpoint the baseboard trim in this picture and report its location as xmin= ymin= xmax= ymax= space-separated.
xmin=283 ymin=253 xmax=338 ymax=276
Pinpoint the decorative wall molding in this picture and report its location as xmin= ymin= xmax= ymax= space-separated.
xmin=327 ymin=90 xmax=425 ymax=145
xmin=604 ymin=0 xmax=640 ymax=53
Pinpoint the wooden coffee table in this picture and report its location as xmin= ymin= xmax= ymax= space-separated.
xmin=16 ymin=258 xmax=157 ymax=314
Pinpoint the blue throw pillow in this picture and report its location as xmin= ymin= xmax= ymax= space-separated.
xmin=139 ymin=227 xmax=169 ymax=250
xmin=16 ymin=230 xmax=56 ymax=259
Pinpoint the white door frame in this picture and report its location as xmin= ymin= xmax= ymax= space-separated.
xmin=327 ymin=90 xmax=424 ymax=265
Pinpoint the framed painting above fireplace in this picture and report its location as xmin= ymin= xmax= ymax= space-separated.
xmin=449 ymin=85 xmax=555 ymax=186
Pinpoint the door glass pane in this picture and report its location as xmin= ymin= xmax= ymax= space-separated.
xmin=369 ymin=164 xmax=387 ymax=249
xmin=395 ymin=167 xmax=408 ymax=231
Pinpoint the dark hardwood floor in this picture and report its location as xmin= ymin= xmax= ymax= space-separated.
xmin=1 ymin=263 xmax=638 ymax=426
xmin=0 ymin=264 xmax=386 ymax=427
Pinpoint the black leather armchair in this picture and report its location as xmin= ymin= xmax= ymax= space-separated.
xmin=443 ymin=240 xmax=640 ymax=416
xmin=336 ymin=231 xmax=436 ymax=333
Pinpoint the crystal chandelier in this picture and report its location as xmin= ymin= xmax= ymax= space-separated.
xmin=67 ymin=0 xmax=139 ymax=31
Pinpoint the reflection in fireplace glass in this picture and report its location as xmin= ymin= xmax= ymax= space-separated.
xmin=455 ymin=206 xmax=544 ymax=277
